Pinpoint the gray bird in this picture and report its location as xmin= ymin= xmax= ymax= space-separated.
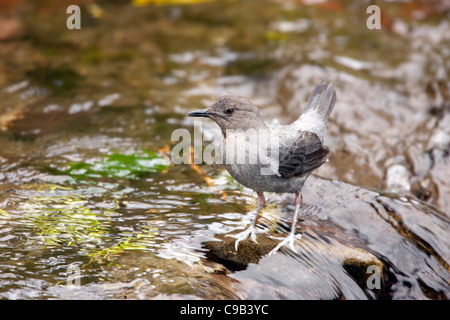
xmin=188 ymin=81 xmax=336 ymax=255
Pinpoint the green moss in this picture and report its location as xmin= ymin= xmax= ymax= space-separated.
xmin=57 ymin=150 xmax=170 ymax=182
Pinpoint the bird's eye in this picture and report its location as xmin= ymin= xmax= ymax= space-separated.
xmin=225 ymin=107 xmax=234 ymax=115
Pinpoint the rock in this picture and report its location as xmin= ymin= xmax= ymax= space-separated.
xmin=204 ymin=233 xmax=283 ymax=270
xmin=410 ymin=177 xmax=434 ymax=201
xmin=202 ymin=177 xmax=449 ymax=299
xmin=227 ymin=233 xmax=384 ymax=300
xmin=204 ymin=209 xmax=385 ymax=299
xmin=428 ymin=130 xmax=450 ymax=152
xmin=429 ymin=148 xmax=450 ymax=210
xmin=385 ymin=164 xmax=411 ymax=194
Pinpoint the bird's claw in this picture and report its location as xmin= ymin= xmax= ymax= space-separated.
xmin=268 ymin=232 xmax=301 ymax=256
xmin=226 ymin=226 xmax=259 ymax=250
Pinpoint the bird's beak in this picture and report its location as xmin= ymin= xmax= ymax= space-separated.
xmin=187 ymin=108 xmax=211 ymax=118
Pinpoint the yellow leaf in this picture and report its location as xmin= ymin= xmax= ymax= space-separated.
xmin=133 ymin=0 xmax=215 ymax=7
xmin=0 ymin=209 xmax=10 ymax=218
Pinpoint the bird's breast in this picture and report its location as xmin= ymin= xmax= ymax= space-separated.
xmin=221 ymin=129 xmax=307 ymax=193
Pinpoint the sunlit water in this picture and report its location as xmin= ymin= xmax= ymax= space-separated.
xmin=0 ymin=0 xmax=449 ymax=299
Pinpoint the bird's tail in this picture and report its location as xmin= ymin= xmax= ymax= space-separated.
xmin=303 ymin=81 xmax=336 ymax=123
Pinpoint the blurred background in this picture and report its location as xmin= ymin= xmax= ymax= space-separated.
xmin=0 ymin=0 xmax=448 ymax=299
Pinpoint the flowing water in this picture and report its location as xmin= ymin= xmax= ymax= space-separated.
xmin=0 ymin=0 xmax=449 ymax=299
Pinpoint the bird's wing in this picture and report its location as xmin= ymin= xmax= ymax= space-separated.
xmin=277 ymin=131 xmax=333 ymax=178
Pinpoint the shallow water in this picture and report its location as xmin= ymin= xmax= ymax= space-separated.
xmin=0 ymin=0 xmax=449 ymax=299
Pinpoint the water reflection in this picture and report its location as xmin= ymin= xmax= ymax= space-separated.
xmin=0 ymin=0 xmax=449 ymax=300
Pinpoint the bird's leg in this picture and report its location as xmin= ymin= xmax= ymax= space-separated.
xmin=268 ymin=191 xmax=303 ymax=256
xmin=228 ymin=192 xmax=265 ymax=250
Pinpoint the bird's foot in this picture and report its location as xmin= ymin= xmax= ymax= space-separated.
xmin=226 ymin=225 xmax=261 ymax=251
xmin=268 ymin=232 xmax=302 ymax=256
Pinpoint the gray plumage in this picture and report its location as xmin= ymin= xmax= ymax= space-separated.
xmin=188 ymin=81 xmax=336 ymax=255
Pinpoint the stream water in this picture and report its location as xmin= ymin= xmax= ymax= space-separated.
xmin=0 ymin=0 xmax=448 ymax=299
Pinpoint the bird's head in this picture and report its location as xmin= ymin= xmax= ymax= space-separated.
xmin=188 ymin=95 xmax=266 ymax=135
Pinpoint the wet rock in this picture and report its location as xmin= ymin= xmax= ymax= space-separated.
xmin=203 ymin=177 xmax=449 ymax=299
xmin=0 ymin=0 xmax=449 ymax=300
xmin=384 ymin=156 xmax=413 ymax=194
xmin=429 ymin=130 xmax=450 ymax=152
xmin=409 ymin=178 xmax=433 ymax=201
xmin=429 ymin=148 xmax=450 ymax=210
xmin=205 ymin=229 xmax=383 ymax=271
xmin=227 ymin=234 xmax=383 ymax=300
xmin=385 ymin=164 xmax=411 ymax=194
xmin=407 ymin=145 xmax=433 ymax=179
xmin=204 ymin=232 xmax=286 ymax=270
xmin=205 ymin=231 xmax=384 ymax=299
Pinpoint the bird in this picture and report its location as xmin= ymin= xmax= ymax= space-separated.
xmin=187 ymin=81 xmax=336 ymax=255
